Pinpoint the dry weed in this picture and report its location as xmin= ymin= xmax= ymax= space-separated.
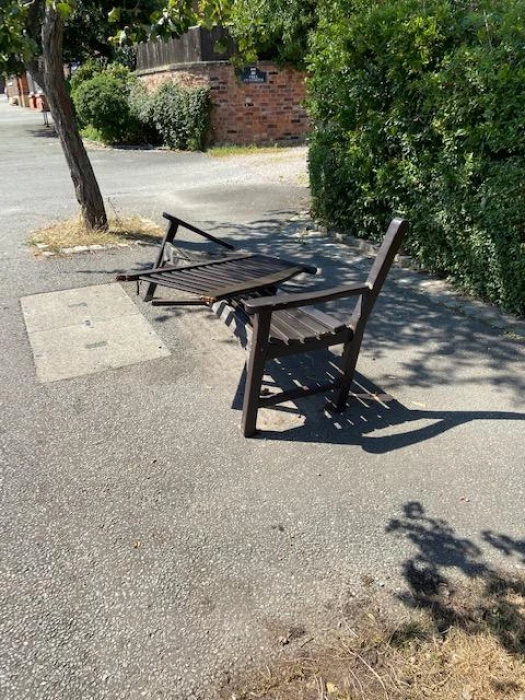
xmin=29 ymin=214 xmax=163 ymax=254
xmin=222 ymin=574 xmax=525 ymax=700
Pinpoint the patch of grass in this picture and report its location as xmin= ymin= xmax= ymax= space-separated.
xmin=221 ymin=573 xmax=525 ymax=700
xmin=208 ymin=144 xmax=291 ymax=158
xmin=29 ymin=214 xmax=164 ymax=254
xmin=80 ymin=125 xmax=105 ymax=143
xmin=297 ymin=172 xmax=310 ymax=187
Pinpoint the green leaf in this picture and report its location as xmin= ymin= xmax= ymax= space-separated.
xmin=108 ymin=7 xmax=120 ymax=24
xmin=55 ymin=2 xmax=74 ymax=20
xmin=118 ymin=29 xmax=128 ymax=47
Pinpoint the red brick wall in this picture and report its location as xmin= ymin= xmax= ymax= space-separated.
xmin=137 ymin=61 xmax=309 ymax=146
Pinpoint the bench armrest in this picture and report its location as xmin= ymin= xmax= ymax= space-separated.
xmin=162 ymin=212 xmax=235 ymax=250
xmin=242 ymin=282 xmax=372 ymax=314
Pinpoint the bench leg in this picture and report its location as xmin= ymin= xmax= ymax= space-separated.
xmin=241 ymin=312 xmax=271 ymax=437
xmin=330 ymin=333 xmax=364 ymax=412
xmin=144 ymin=220 xmax=178 ymax=302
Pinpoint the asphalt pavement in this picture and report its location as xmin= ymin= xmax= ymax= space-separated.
xmin=1 ymin=99 xmax=525 ymax=700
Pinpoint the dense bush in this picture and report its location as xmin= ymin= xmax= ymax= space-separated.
xmin=150 ymin=82 xmax=211 ymax=151
xmin=128 ymin=80 xmax=162 ymax=145
xmin=308 ymin=0 xmax=525 ymax=314
xmin=71 ymin=62 xmax=211 ymax=151
xmin=69 ymin=58 xmax=104 ymax=94
xmin=71 ymin=63 xmax=142 ymax=144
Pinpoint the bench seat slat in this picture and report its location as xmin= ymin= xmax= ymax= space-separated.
xmin=140 ymin=256 xmax=301 ymax=296
xmin=298 ymin=306 xmax=347 ymax=333
xmin=265 ymin=307 xmax=347 ymax=345
xmin=173 ymin=267 xmax=251 ymax=286
xmin=204 ymin=266 xmax=310 ymax=302
xmin=269 ymin=312 xmax=320 ymax=344
xmin=283 ymin=308 xmax=335 ymax=337
xmin=143 ymin=273 xmax=209 ymax=294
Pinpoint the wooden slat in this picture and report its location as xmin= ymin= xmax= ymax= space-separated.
xmin=176 ymin=267 xmax=276 ymax=292
xmin=174 ymin=252 xmax=254 ymax=270
xmin=267 ymin=317 xmax=295 ymax=343
xmin=142 ymin=273 xmax=208 ymax=294
xmin=117 ymin=253 xmax=252 ymax=282
xmin=155 ymin=256 xmax=294 ymax=290
xmin=151 ymin=299 xmax=207 ymax=306
xmin=203 ymin=265 xmax=310 ymax=302
xmin=266 ymin=329 xmax=351 ymax=358
xmin=269 ymin=311 xmax=318 ymax=344
xmin=185 ymin=258 xmax=282 ymax=282
xmin=281 ymin=308 xmax=332 ymax=338
xmin=266 ymin=308 xmax=343 ymax=345
xmin=142 ymin=255 xmax=268 ymax=290
xmin=299 ymin=306 xmax=347 ymax=333
xmin=174 ymin=266 xmax=248 ymax=286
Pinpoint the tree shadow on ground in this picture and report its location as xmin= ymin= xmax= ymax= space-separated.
xmin=387 ymin=502 xmax=525 ymax=656
xmin=29 ymin=126 xmax=57 ymax=138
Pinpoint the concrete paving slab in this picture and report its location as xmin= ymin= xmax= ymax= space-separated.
xmin=21 ymin=282 xmax=140 ymax=332
xmin=21 ymin=284 xmax=170 ymax=382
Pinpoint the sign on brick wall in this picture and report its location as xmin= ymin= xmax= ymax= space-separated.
xmin=239 ymin=67 xmax=268 ymax=84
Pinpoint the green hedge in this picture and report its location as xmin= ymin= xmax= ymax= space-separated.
xmin=308 ymin=0 xmax=525 ymax=315
xmin=150 ymin=82 xmax=211 ymax=151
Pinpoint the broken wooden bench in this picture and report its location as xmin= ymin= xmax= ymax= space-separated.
xmin=117 ymin=212 xmax=408 ymax=437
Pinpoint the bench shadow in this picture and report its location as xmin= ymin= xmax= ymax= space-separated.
xmin=230 ymin=353 xmax=525 ymax=450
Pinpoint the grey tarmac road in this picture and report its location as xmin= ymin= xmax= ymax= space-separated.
xmin=1 ymin=100 xmax=525 ymax=700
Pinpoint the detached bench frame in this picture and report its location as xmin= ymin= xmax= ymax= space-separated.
xmin=143 ymin=212 xmax=236 ymax=303
xmin=118 ymin=212 xmax=317 ymax=306
xmin=117 ymin=213 xmax=408 ymax=437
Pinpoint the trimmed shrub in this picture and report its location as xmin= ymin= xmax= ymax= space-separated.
xmin=128 ymin=81 xmax=161 ymax=145
xmin=69 ymin=58 xmax=104 ymax=94
xmin=70 ymin=63 xmax=211 ymax=150
xmin=308 ymin=0 xmax=525 ymax=314
xmin=150 ymin=82 xmax=211 ymax=151
xmin=71 ymin=64 xmax=142 ymax=144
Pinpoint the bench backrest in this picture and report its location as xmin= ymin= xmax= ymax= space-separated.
xmin=350 ymin=217 xmax=409 ymax=334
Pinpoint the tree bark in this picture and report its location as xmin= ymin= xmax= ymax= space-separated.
xmin=26 ymin=1 xmax=44 ymax=90
xmin=41 ymin=5 xmax=107 ymax=230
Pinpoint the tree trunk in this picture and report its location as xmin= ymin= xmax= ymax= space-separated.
xmin=41 ymin=6 xmax=107 ymax=230
xmin=26 ymin=1 xmax=44 ymax=91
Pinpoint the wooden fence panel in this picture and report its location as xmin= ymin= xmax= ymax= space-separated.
xmin=136 ymin=27 xmax=234 ymax=71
